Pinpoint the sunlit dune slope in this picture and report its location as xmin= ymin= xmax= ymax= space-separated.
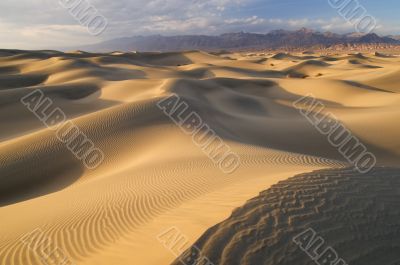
xmin=0 ymin=49 xmax=399 ymax=265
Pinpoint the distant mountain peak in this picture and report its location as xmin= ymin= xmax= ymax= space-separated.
xmin=75 ymin=28 xmax=400 ymax=52
xmin=297 ymin=27 xmax=314 ymax=34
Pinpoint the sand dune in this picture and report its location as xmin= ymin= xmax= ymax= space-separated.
xmin=174 ymin=167 xmax=400 ymax=265
xmin=0 ymin=49 xmax=400 ymax=265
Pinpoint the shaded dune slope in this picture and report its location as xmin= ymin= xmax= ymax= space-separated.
xmin=174 ymin=167 xmax=400 ymax=265
xmin=1 ymin=49 xmax=400 ymax=264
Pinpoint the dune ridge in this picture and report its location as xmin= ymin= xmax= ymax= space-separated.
xmin=1 ymin=49 xmax=400 ymax=265
xmin=173 ymin=167 xmax=400 ymax=265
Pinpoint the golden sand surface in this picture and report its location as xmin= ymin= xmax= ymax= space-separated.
xmin=0 ymin=49 xmax=399 ymax=264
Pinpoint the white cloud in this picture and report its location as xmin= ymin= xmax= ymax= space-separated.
xmin=0 ymin=19 xmax=99 ymax=49
xmin=0 ymin=0 xmax=394 ymax=49
xmin=218 ymin=17 xmax=361 ymax=34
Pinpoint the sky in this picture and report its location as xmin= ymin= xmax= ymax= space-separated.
xmin=0 ymin=0 xmax=399 ymax=49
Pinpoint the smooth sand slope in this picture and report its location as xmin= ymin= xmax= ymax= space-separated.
xmin=0 ymin=49 xmax=399 ymax=265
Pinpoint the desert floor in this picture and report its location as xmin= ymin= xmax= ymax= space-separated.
xmin=0 ymin=49 xmax=399 ymax=265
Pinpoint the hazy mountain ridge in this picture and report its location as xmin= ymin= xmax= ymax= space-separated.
xmin=77 ymin=28 xmax=400 ymax=52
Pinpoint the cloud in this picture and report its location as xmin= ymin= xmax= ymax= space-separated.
xmin=0 ymin=0 xmax=253 ymax=48
xmin=0 ymin=19 xmax=99 ymax=49
xmin=0 ymin=0 xmax=394 ymax=49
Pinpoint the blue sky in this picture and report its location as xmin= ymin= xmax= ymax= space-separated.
xmin=0 ymin=0 xmax=398 ymax=49
xmin=228 ymin=0 xmax=399 ymax=21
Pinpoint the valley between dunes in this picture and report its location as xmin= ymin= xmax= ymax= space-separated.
xmin=0 ymin=49 xmax=400 ymax=265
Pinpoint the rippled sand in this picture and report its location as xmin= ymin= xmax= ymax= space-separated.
xmin=0 ymin=49 xmax=399 ymax=264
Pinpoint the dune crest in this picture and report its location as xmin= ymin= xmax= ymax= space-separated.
xmin=1 ymin=49 xmax=400 ymax=265
xmin=174 ymin=167 xmax=400 ymax=265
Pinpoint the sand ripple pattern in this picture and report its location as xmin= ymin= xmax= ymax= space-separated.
xmin=1 ymin=50 xmax=398 ymax=265
xmin=0 ymin=152 xmax=343 ymax=265
xmin=173 ymin=167 xmax=400 ymax=265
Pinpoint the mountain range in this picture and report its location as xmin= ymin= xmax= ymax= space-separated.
xmin=75 ymin=28 xmax=400 ymax=52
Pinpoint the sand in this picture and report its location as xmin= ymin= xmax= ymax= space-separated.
xmin=0 ymin=49 xmax=399 ymax=265
xmin=174 ymin=167 xmax=400 ymax=265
